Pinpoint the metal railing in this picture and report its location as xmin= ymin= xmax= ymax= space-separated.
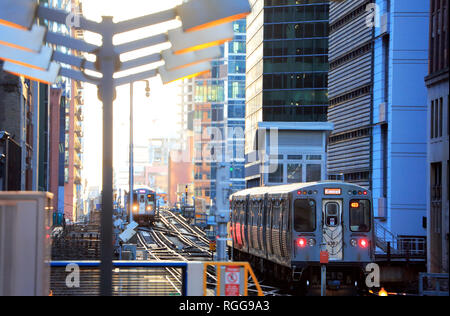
xmin=419 ymin=273 xmax=449 ymax=296
xmin=375 ymin=221 xmax=426 ymax=258
xmin=375 ymin=221 xmax=397 ymax=251
xmin=50 ymin=261 xmax=187 ymax=296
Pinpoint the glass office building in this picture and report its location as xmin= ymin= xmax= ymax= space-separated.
xmin=190 ymin=20 xmax=247 ymax=207
xmin=245 ymin=0 xmax=332 ymax=188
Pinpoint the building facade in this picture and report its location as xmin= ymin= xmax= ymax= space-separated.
xmin=183 ymin=20 xmax=249 ymax=210
xmin=425 ymin=0 xmax=449 ymax=274
xmin=328 ymin=0 xmax=430 ymax=237
xmin=245 ymin=0 xmax=332 ymax=188
xmin=0 ymin=67 xmax=40 ymax=192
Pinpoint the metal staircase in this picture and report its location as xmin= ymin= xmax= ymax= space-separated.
xmin=374 ymin=220 xmax=426 ymax=260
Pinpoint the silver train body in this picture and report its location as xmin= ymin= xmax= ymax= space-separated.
xmin=229 ymin=182 xmax=375 ymax=293
xmin=132 ymin=187 xmax=158 ymax=226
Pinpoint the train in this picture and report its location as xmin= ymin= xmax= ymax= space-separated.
xmin=228 ymin=181 xmax=375 ymax=295
xmin=131 ymin=187 xmax=159 ymax=226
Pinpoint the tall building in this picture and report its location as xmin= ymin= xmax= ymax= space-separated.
xmin=425 ymin=0 xmax=448 ymax=274
xmin=0 ymin=71 xmax=36 ymax=191
xmin=46 ymin=0 xmax=86 ymax=223
xmin=49 ymin=87 xmax=66 ymax=217
xmin=226 ymin=20 xmax=247 ymax=193
xmin=327 ymin=0 xmax=429 ymax=237
xmin=245 ymin=0 xmax=332 ymax=188
xmin=190 ymin=20 xmax=248 ymax=210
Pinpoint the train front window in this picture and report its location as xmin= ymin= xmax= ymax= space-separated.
xmin=294 ymin=199 xmax=316 ymax=232
xmin=140 ymin=195 xmax=145 ymax=203
xmin=350 ymin=200 xmax=371 ymax=232
xmin=325 ymin=202 xmax=340 ymax=227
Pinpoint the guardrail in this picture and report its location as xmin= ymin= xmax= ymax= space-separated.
xmin=50 ymin=261 xmax=196 ymax=296
xmin=419 ymin=273 xmax=449 ymax=296
xmin=51 ymin=261 xmax=263 ymax=296
xmin=375 ymin=221 xmax=426 ymax=258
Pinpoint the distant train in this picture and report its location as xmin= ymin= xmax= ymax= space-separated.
xmin=228 ymin=181 xmax=375 ymax=295
xmin=131 ymin=187 xmax=159 ymax=226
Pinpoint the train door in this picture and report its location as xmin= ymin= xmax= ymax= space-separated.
xmin=257 ymin=200 xmax=263 ymax=251
xmin=266 ymin=199 xmax=274 ymax=255
xmin=138 ymin=193 xmax=146 ymax=215
xmin=271 ymin=199 xmax=282 ymax=257
xmin=322 ymin=200 xmax=343 ymax=261
xmin=280 ymin=198 xmax=290 ymax=259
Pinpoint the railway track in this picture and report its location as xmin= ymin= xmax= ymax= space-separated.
xmin=135 ymin=208 xmax=286 ymax=296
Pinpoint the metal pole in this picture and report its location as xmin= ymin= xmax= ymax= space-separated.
xmin=98 ymin=16 xmax=116 ymax=297
xmin=321 ymin=264 xmax=326 ymax=296
xmin=129 ymin=82 xmax=134 ymax=223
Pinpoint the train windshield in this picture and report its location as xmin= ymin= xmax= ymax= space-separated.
xmin=294 ymin=199 xmax=316 ymax=232
xmin=349 ymin=199 xmax=371 ymax=232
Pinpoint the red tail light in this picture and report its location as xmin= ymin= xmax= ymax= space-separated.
xmin=359 ymin=238 xmax=368 ymax=248
xmin=297 ymin=238 xmax=307 ymax=248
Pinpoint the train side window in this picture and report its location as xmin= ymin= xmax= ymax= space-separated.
xmin=294 ymin=199 xmax=316 ymax=232
xmin=350 ymin=200 xmax=371 ymax=232
xmin=325 ymin=202 xmax=340 ymax=227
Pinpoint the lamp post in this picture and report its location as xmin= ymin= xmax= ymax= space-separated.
xmin=129 ymin=80 xmax=150 ymax=223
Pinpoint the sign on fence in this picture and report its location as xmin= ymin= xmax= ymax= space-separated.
xmin=225 ymin=266 xmax=240 ymax=296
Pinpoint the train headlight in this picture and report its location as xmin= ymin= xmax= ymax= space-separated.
xmin=146 ymin=206 xmax=152 ymax=211
xmin=297 ymin=238 xmax=307 ymax=248
xmin=359 ymin=238 xmax=368 ymax=248
xmin=132 ymin=205 xmax=138 ymax=212
xmin=308 ymin=238 xmax=316 ymax=247
xmin=350 ymin=238 xmax=358 ymax=247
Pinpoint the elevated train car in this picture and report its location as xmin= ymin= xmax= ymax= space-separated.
xmin=132 ymin=187 xmax=158 ymax=226
xmin=229 ymin=181 xmax=374 ymax=294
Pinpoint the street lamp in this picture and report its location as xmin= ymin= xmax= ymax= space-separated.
xmin=129 ymin=80 xmax=150 ymax=223
xmin=0 ymin=0 xmax=251 ymax=296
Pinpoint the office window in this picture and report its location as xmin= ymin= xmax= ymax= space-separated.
xmin=268 ymin=164 xmax=284 ymax=183
xmin=306 ymin=164 xmax=321 ymax=182
xmin=287 ymin=164 xmax=302 ymax=183
xmin=431 ymin=98 xmax=444 ymax=139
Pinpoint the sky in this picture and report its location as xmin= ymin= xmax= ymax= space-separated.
xmin=81 ymin=0 xmax=183 ymax=189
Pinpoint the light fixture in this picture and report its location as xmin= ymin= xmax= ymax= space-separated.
xmin=168 ymin=23 xmax=234 ymax=55
xmin=177 ymin=0 xmax=251 ymax=33
xmin=162 ymin=46 xmax=221 ymax=71
xmin=0 ymin=44 xmax=52 ymax=70
xmin=0 ymin=0 xmax=37 ymax=30
xmin=158 ymin=61 xmax=211 ymax=84
xmin=0 ymin=24 xmax=46 ymax=52
xmin=2 ymin=61 xmax=60 ymax=84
